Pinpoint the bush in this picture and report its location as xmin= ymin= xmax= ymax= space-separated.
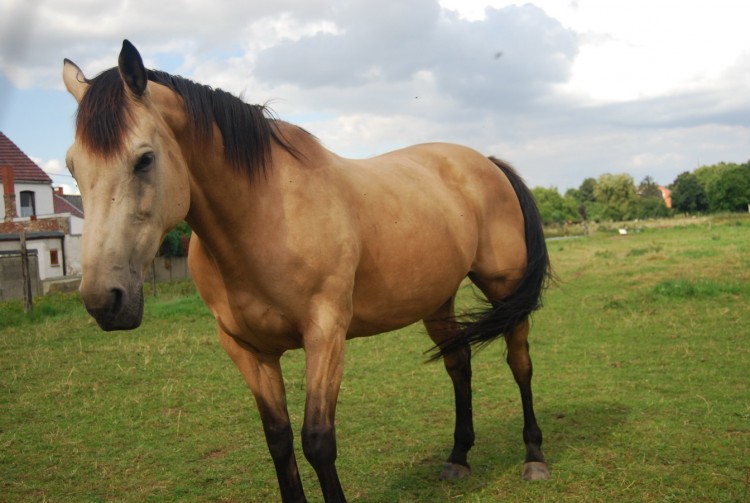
xmin=158 ymin=221 xmax=192 ymax=257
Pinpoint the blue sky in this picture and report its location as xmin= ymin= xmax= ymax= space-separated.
xmin=1 ymin=0 xmax=749 ymax=194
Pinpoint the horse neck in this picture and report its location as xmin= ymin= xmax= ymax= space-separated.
xmin=181 ymin=123 xmax=309 ymax=251
xmin=182 ymin=134 xmax=250 ymax=234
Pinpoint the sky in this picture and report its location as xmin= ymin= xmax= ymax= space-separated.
xmin=0 ymin=0 xmax=748 ymax=195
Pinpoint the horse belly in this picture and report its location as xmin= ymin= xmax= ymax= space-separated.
xmin=348 ymin=206 xmax=475 ymax=337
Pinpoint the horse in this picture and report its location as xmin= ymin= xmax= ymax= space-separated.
xmin=63 ymin=40 xmax=551 ymax=502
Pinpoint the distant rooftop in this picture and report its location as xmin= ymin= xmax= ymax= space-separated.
xmin=0 ymin=131 xmax=53 ymax=184
xmin=53 ymin=190 xmax=85 ymax=218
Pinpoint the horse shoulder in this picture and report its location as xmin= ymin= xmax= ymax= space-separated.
xmin=187 ymin=233 xmax=231 ymax=321
xmin=187 ymin=232 xmax=303 ymax=353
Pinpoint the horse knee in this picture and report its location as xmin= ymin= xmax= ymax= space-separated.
xmin=301 ymin=424 xmax=337 ymax=467
xmin=264 ymin=419 xmax=294 ymax=462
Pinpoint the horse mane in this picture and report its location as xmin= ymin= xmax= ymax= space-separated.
xmin=75 ymin=67 xmax=297 ymax=178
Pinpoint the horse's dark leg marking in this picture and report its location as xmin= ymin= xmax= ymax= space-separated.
xmin=301 ymin=418 xmax=344 ymax=502
xmin=257 ymin=403 xmax=307 ymax=503
xmin=425 ymin=296 xmax=475 ymax=479
xmin=504 ymin=318 xmax=549 ymax=480
xmin=218 ymin=330 xmax=307 ymax=502
xmin=441 ymin=341 xmax=475 ymax=477
xmin=301 ymin=317 xmax=347 ymax=503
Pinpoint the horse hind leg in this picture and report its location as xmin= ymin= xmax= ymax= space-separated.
xmin=424 ymin=296 xmax=475 ymax=480
xmin=469 ymin=273 xmax=550 ymax=481
xmin=504 ymin=317 xmax=550 ymax=480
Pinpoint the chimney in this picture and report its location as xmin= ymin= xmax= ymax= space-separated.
xmin=2 ymin=164 xmax=18 ymax=221
xmin=55 ymin=187 xmax=64 ymax=196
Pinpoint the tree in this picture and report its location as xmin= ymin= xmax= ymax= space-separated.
xmin=637 ymin=176 xmax=662 ymax=199
xmin=159 ymin=221 xmax=192 ymax=257
xmin=633 ymin=176 xmax=670 ymax=219
xmin=570 ymin=177 xmax=597 ymax=204
xmin=633 ymin=196 xmax=670 ymax=219
xmin=705 ymin=163 xmax=750 ymax=212
xmin=671 ymin=171 xmax=708 ymax=213
xmin=532 ymin=187 xmax=579 ymax=225
xmin=690 ymin=162 xmax=750 ymax=212
xmin=579 ymin=177 xmax=598 ymax=203
xmin=594 ymin=173 xmax=637 ymax=221
xmin=566 ymin=177 xmax=603 ymax=221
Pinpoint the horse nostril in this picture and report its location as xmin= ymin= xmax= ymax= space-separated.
xmin=81 ymin=279 xmax=143 ymax=331
xmin=109 ymin=287 xmax=125 ymax=316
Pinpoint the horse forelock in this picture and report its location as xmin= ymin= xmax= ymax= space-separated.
xmin=75 ymin=66 xmax=300 ymax=177
xmin=75 ymin=68 xmax=132 ymax=159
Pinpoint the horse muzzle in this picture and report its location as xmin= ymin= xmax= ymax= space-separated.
xmin=80 ymin=275 xmax=144 ymax=331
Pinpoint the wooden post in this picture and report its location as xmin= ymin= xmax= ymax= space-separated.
xmin=20 ymin=230 xmax=33 ymax=314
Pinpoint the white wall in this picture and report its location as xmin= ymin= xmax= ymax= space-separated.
xmin=0 ymin=182 xmax=54 ymax=219
xmin=0 ymin=236 xmax=65 ymax=280
xmin=68 ymin=214 xmax=84 ymax=236
xmin=64 ymin=235 xmax=82 ymax=276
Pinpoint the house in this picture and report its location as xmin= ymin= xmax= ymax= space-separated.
xmin=1 ymin=131 xmax=55 ymax=220
xmin=657 ymin=186 xmax=672 ymax=209
xmin=1 ymin=131 xmax=83 ymax=298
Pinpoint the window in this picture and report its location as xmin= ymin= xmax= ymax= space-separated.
xmin=20 ymin=191 xmax=36 ymax=217
xmin=50 ymin=249 xmax=60 ymax=267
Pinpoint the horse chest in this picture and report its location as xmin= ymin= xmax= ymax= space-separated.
xmin=191 ymin=260 xmax=305 ymax=353
xmin=211 ymin=289 xmax=303 ymax=353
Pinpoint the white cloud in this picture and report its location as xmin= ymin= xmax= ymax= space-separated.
xmin=37 ymin=157 xmax=64 ymax=174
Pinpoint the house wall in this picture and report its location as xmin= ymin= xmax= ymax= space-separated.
xmin=0 ymin=182 xmax=54 ymax=220
xmin=35 ymin=238 xmax=66 ymax=280
xmin=69 ymin=214 xmax=84 ymax=236
xmin=0 ymin=237 xmax=66 ymax=281
xmin=64 ymin=235 xmax=82 ymax=276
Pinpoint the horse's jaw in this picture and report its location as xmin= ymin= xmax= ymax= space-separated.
xmin=80 ymin=271 xmax=145 ymax=331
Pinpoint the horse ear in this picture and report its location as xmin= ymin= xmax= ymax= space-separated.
xmin=62 ymin=58 xmax=88 ymax=103
xmin=118 ymin=39 xmax=148 ymax=97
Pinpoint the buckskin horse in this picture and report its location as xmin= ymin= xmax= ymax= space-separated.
xmin=63 ymin=40 xmax=551 ymax=502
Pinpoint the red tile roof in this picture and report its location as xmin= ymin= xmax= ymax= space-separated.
xmin=0 ymin=131 xmax=53 ymax=184
xmin=53 ymin=193 xmax=85 ymax=218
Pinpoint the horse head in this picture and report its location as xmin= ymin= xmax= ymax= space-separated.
xmin=63 ymin=40 xmax=190 ymax=330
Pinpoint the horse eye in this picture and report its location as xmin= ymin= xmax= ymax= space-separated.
xmin=134 ymin=152 xmax=155 ymax=173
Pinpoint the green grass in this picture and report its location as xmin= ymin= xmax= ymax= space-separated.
xmin=2 ymin=215 xmax=749 ymax=502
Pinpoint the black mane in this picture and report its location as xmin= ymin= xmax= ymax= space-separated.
xmin=76 ymin=67 xmax=293 ymax=179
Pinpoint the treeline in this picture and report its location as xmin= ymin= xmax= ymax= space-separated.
xmin=532 ymin=160 xmax=750 ymax=225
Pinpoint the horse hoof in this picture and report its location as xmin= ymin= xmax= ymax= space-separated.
xmin=440 ymin=462 xmax=471 ymax=480
xmin=522 ymin=461 xmax=550 ymax=481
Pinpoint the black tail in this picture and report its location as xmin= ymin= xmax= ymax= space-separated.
xmin=431 ymin=157 xmax=551 ymax=360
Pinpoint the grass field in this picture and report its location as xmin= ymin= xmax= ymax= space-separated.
xmin=2 ymin=215 xmax=749 ymax=502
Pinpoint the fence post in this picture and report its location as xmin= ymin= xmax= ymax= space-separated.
xmin=20 ymin=230 xmax=33 ymax=314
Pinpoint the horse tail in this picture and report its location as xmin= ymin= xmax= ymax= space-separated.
xmin=430 ymin=156 xmax=551 ymax=360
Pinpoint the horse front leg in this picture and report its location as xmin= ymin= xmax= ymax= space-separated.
xmin=504 ymin=318 xmax=550 ymax=480
xmin=301 ymin=308 xmax=348 ymax=503
xmin=218 ymin=329 xmax=307 ymax=503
